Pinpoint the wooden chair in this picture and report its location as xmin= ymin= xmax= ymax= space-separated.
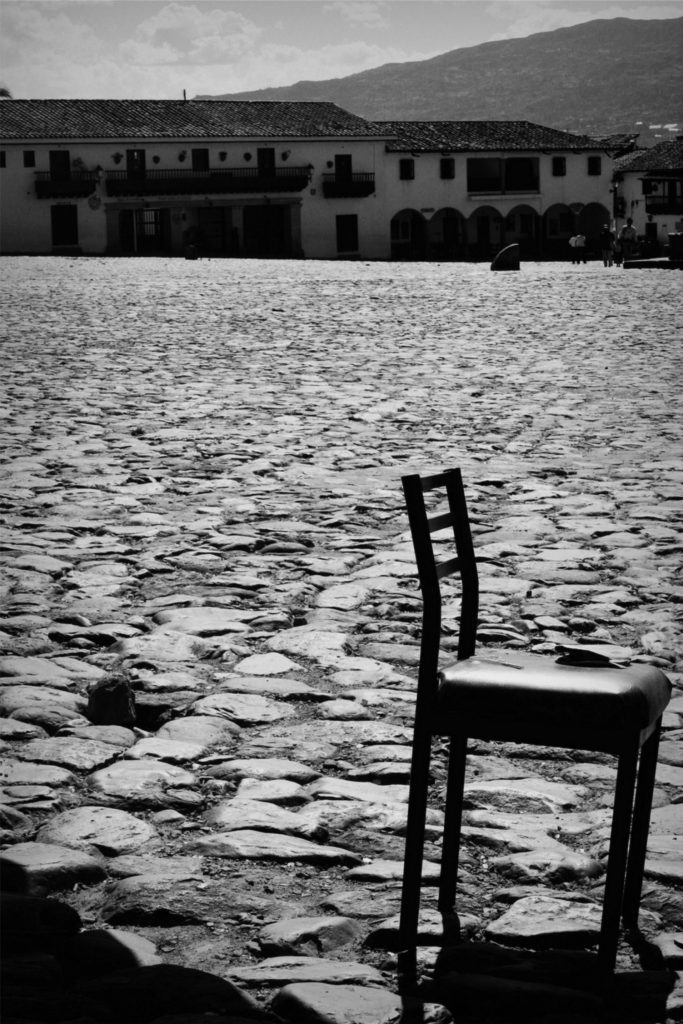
xmin=398 ymin=468 xmax=671 ymax=985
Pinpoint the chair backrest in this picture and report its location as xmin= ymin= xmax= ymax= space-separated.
xmin=401 ymin=470 xmax=479 ymax=687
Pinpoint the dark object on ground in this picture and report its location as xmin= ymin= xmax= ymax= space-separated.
xmin=491 ymin=244 xmax=520 ymax=271
xmin=87 ymin=674 xmax=136 ymax=726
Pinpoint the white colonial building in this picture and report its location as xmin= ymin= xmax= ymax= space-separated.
xmin=375 ymin=120 xmax=614 ymax=259
xmin=613 ymin=138 xmax=683 ymax=255
xmin=0 ymin=99 xmax=615 ymax=261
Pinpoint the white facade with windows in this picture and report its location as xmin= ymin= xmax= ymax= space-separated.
xmin=0 ymin=100 xmax=615 ymax=261
xmin=613 ymin=139 xmax=683 ymax=255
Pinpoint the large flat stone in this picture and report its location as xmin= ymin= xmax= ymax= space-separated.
xmin=201 ymin=757 xmax=319 ymax=783
xmin=14 ymin=737 xmax=122 ymax=772
xmin=88 ymin=760 xmax=200 ymax=809
xmin=463 ymin=777 xmax=587 ymax=812
xmin=490 ymin=847 xmax=603 ymax=883
xmin=307 ymin=777 xmax=408 ymax=804
xmin=257 ymin=915 xmax=362 ymax=955
xmin=272 ymin=982 xmax=403 ymax=1024
xmin=0 ymin=841 xmax=106 ymax=895
xmin=485 ymin=895 xmax=602 ymax=948
xmin=37 ymin=806 xmax=157 ymax=855
xmin=228 ymin=955 xmax=384 ymax=987
xmin=156 ymin=714 xmax=241 ymax=746
xmin=191 ymin=691 xmax=295 ymax=725
xmin=0 ymin=685 xmax=87 ymax=717
xmin=202 ymin=799 xmax=327 ymax=840
xmin=192 ymin=828 xmax=361 ymax=865
xmin=152 ymin=606 xmax=256 ymax=634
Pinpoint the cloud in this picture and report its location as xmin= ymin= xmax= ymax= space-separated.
xmin=322 ymin=1 xmax=390 ymax=29
xmin=484 ymin=0 xmax=682 ymax=41
xmin=0 ymin=4 xmax=117 ymax=96
xmin=0 ymin=1 xmax=428 ymax=98
xmin=119 ymin=3 xmax=262 ymax=65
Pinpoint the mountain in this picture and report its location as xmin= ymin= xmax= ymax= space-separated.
xmin=198 ymin=17 xmax=683 ymax=145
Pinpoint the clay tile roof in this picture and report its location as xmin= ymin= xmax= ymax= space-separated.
xmin=0 ymin=99 xmax=389 ymax=141
xmin=376 ymin=120 xmax=606 ymax=152
xmin=616 ymin=138 xmax=683 ymax=174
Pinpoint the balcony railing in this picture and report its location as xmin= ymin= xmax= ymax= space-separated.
xmin=35 ymin=171 xmax=100 ymax=199
xmin=321 ymin=173 xmax=375 ymax=198
xmin=105 ymin=166 xmax=310 ymax=197
xmin=645 ymin=196 xmax=683 ymax=215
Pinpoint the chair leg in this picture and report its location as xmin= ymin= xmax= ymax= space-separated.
xmin=622 ymin=721 xmax=662 ymax=929
xmin=598 ymin=742 xmax=639 ymax=972
xmin=439 ymin=734 xmax=467 ymax=929
xmin=398 ymin=731 xmax=432 ymax=991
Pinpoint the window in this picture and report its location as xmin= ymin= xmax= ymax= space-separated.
xmin=119 ymin=208 xmax=170 ymax=253
xmin=334 ymin=154 xmax=353 ymax=179
xmin=127 ymin=149 xmax=146 ymax=177
xmin=192 ymin=148 xmax=209 ymax=172
xmin=467 ymin=157 xmax=502 ymax=192
xmin=504 ymin=157 xmax=539 ymax=191
xmin=51 ymin=205 xmax=78 ymax=246
xmin=552 ymin=156 xmax=566 ymax=177
xmin=0 ymin=152 xmax=5 ymax=169
xmin=399 ymin=159 xmax=415 ymax=181
xmin=23 ymin=150 xmax=36 ymax=168
xmin=588 ymin=156 xmax=602 ymax=176
xmin=257 ymin=148 xmax=276 ymax=174
xmin=440 ymin=158 xmax=455 ymax=180
xmin=336 ymin=214 xmax=358 ymax=253
xmin=49 ymin=151 xmax=71 ymax=179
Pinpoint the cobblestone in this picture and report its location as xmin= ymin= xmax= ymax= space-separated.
xmin=1 ymin=256 xmax=682 ymax=1023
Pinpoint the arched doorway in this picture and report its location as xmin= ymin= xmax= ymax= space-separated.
xmin=467 ymin=205 xmax=504 ymax=260
xmin=390 ymin=209 xmax=428 ymax=260
xmin=578 ymin=203 xmax=611 ymax=256
xmin=504 ymin=204 xmax=541 ymax=259
xmin=428 ymin=208 xmax=467 ymax=260
xmin=542 ymin=203 xmax=575 ymax=259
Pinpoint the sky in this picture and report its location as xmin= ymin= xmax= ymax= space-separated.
xmin=1 ymin=0 xmax=681 ymax=100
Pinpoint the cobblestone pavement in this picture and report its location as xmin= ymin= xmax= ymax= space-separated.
xmin=1 ymin=257 xmax=682 ymax=1024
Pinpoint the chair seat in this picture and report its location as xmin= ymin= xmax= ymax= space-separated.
xmin=437 ymin=653 xmax=671 ymax=750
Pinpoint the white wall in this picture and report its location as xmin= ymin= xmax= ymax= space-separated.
xmin=618 ymin=171 xmax=682 ymax=246
xmin=0 ymin=136 xmax=614 ymax=258
xmin=379 ymin=150 xmax=612 ymax=224
xmin=0 ymin=137 xmax=393 ymax=258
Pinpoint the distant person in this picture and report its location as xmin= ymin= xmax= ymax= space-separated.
xmin=568 ymin=235 xmax=578 ymax=264
xmin=599 ymin=224 xmax=615 ymax=267
xmin=618 ymin=218 xmax=638 ymax=264
xmin=613 ymin=237 xmax=623 ymax=266
xmin=573 ymin=232 xmax=587 ymax=264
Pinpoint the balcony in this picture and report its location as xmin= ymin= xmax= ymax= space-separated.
xmin=105 ymin=166 xmax=310 ymax=197
xmin=35 ymin=171 xmax=100 ymax=199
xmin=321 ymin=173 xmax=375 ymax=198
xmin=645 ymin=195 xmax=683 ymax=215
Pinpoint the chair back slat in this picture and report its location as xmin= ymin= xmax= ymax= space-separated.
xmin=429 ymin=511 xmax=455 ymax=533
xmin=418 ymin=470 xmax=456 ymax=489
xmin=436 ymin=557 xmax=461 ymax=579
xmin=402 ymin=468 xmax=478 ymax=664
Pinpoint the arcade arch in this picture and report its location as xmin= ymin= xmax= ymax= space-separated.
xmin=390 ymin=209 xmax=427 ymax=260
xmin=542 ymin=203 xmax=575 ymax=258
xmin=578 ymin=203 xmax=611 ymax=251
xmin=466 ymin=205 xmax=504 ymax=259
xmin=427 ymin=207 xmax=467 ymax=260
xmin=503 ymin=204 xmax=541 ymax=258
